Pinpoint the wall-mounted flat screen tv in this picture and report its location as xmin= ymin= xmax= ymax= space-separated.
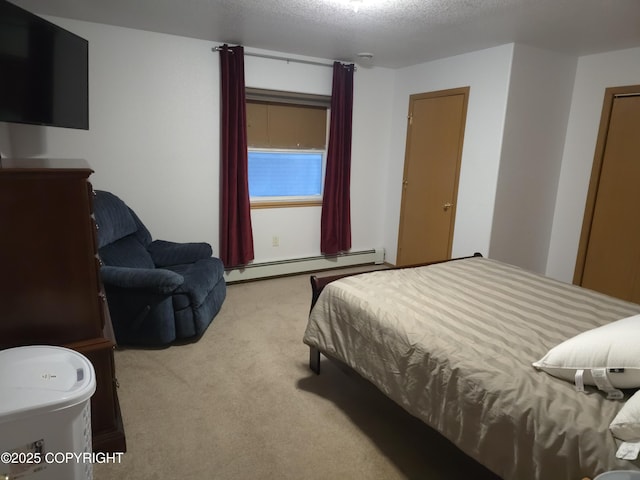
xmin=0 ymin=0 xmax=89 ymax=130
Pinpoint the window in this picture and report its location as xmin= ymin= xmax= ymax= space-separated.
xmin=246 ymin=88 xmax=330 ymax=208
xmin=248 ymin=150 xmax=323 ymax=199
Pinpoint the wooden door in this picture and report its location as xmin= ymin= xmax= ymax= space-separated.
xmin=396 ymin=87 xmax=469 ymax=266
xmin=574 ymin=86 xmax=640 ymax=302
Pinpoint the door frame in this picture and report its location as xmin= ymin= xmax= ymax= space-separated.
xmin=396 ymin=86 xmax=469 ymax=266
xmin=573 ymin=84 xmax=640 ymax=285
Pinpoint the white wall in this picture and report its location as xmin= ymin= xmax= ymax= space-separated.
xmin=244 ymin=52 xmax=395 ymax=262
xmin=383 ymin=44 xmax=514 ymax=264
xmin=8 ymin=17 xmax=394 ymax=264
xmin=489 ymin=44 xmax=577 ymax=274
xmin=10 ymin=15 xmax=638 ymax=276
xmin=546 ymin=46 xmax=640 ymax=282
xmin=10 ymin=18 xmax=221 ymax=248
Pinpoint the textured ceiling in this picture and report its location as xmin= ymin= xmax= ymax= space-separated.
xmin=9 ymin=0 xmax=640 ymax=68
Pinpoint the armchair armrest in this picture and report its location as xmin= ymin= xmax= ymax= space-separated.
xmin=148 ymin=239 xmax=213 ymax=267
xmin=100 ymin=266 xmax=184 ymax=294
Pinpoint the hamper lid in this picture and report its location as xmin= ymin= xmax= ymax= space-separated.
xmin=0 ymin=345 xmax=96 ymax=423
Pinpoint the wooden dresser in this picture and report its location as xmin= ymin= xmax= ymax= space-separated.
xmin=0 ymin=158 xmax=126 ymax=453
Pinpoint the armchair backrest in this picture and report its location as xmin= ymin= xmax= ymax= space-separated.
xmin=94 ymin=191 xmax=154 ymax=268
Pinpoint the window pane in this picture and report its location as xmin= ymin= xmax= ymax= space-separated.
xmin=248 ymin=151 xmax=322 ymax=197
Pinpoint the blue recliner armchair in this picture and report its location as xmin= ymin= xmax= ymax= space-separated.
xmin=93 ymin=191 xmax=226 ymax=346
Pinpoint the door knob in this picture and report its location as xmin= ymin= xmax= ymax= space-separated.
xmin=443 ymin=202 xmax=454 ymax=211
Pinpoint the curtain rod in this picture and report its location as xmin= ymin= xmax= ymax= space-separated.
xmin=212 ymin=46 xmax=351 ymax=69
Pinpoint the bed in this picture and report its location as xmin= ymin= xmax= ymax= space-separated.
xmin=303 ymin=255 xmax=640 ymax=480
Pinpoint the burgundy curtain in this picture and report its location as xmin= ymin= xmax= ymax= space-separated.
xmin=321 ymin=62 xmax=355 ymax=255
xmin=219 ymin=45 xmax=254 ymax=267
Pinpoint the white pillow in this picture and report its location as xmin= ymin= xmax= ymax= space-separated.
xmin=532 ymin=314 xmax=640 ymax=389
xmin=611 ymin=389 xmax=640 ymax=441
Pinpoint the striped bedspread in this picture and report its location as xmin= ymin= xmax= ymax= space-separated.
xmin=303 ymin=257 xmax=640 ymax=480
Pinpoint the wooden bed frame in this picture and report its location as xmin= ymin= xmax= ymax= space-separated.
xmin=307 ymin=252 xmax=483 ymax=374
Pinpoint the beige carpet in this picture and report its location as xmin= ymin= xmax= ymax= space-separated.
xmin=94 ymin=268 xmax=500 ymax=480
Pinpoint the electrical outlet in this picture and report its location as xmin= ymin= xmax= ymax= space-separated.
xmin=272 ymin=236 xmax=279 ymax=247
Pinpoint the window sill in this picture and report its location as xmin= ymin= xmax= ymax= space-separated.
xmin=250 ymin=199 xmax=322 ymax=209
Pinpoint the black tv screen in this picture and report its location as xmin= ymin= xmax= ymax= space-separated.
xmin=0 ymin=0 xmax=89 ymax=130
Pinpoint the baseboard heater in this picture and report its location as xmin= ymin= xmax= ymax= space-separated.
xmin=224 ymin=248 xmax=385 ymax=283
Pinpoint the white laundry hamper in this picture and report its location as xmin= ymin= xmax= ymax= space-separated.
xmin=0 ymin=346 xmax=96 ymax=480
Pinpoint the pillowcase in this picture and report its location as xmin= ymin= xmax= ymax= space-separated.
xmin=611 ymin=389 xmax=640 ymax=441
xmin=532 ymin=314 xmax=640 ymax=389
